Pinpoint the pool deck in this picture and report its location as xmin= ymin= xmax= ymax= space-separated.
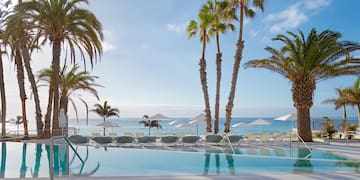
xmin=7 ymin=173 xmax=360 ymax=180
xmin=5 ymin=139 xmax=360 ymax=179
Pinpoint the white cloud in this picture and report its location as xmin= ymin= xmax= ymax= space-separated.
xmin=102 ymin=41 xmax=115 ymax=52
xmin=167 ymin=22 xmax=187 ymax=34
xmin=265 ymin=2 xmax=308 ymax=33
xmin=264 ymin=0 xmax=332 ymax=34
xmin=304 ymin=0 xmax=331 ymax=10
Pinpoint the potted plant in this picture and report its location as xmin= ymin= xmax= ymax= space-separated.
xmin=323 ymin=117 xmax=337 ymax=139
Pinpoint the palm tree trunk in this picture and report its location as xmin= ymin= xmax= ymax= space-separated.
xmin=200 ymin=30 xmax=212 ymax=132
xmin=22 ymin=45 xmax=43 ymax=137
xmin=59 ymin=91 xmax=68 ymax=115
xmin=0 ymin=45 xmax=6 ymax=137
xmin=15 ymin=50 xmax=28 ymax=138
xmin=296 ymin=107 xmax=312 ymax=142
xmin=42 ymin=83 xmax=54 ymax=138
xmin=52 ymin=40 xmax=61 ymax=136
xmin=224 ymin=40 xmax=244 ymax=133
xmin=343 ymin=105 xmax=347 ymax=133
xmin=224 ymin=3 xmax=245 ymax=133
xmin=214 ymin=33 xmax=222 ymax=134
xmin=292 ymin=77 xmax=314 ymax=142
xmin=357 ymin=104 xmax=360 ymax=127
xmin=103 ymin=117 xmax=106 ymax=136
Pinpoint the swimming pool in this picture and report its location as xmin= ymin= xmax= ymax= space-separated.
xmin=0 ymin=141 xmax=359 ymax=178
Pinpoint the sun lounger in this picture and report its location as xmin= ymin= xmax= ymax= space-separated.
xmin=68 ymin=135 xmax=89 ymax=144
xmin=155 ymin=132 xmax=162 ymax=142
xmin=226 ymin=134 xmax=243 ymax=145
xmin=182 ymin=135 xmax=200 ymax=146
xmin=259 ymin=133 xmax=271 ymax=143
xmin=245 ymin=133 xmax=257 ymax=143
xmin=114 ymin=136 xmax=134 ymax=144
xmin=176 ymin=132 xmax=185 ymax=138
xmin=137 ymin=136 xmax=157 ymax=144
xmin=161 ymin=135 xmax=179 ymax=146
xmin=205 ymin=134 xmax=223 ymax=145
xmin=92 ymin=136 xmax=113 ymax=144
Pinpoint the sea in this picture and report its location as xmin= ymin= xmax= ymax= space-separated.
xmin=4 ymin=117 xmax=357 ymax=137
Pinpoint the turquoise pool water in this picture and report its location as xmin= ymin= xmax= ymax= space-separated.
xmin=0 ymin=142 xmax=359 ymax=178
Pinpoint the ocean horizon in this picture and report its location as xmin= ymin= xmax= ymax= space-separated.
xmin=4 ymin=116 xmax=358 ymax=137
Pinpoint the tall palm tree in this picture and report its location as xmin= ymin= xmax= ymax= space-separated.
xmin=323 ymin=88 xmax=350 ymax=133
xmin=206 ymin=0 xmax=236 ymax=134
xmin=2 ymin=15 xmax=29 ymax=138
xmin=5 ymin=1 xmax=44 ymax=137
xmin=343 ymin=78 xmax=360 ymax=127
xmin=0 ymin=0 xmax=10 ymax=137
xmin=38 ymin=64 xmax=101 ymax=125
xmin=22 ymin=0 xmax=104 ymax=136
xmin=187 ymin=2 xmax=215 ymax=132
xmin=91 ymin=101 xmax=119 ymax=136
xmin=245 ymin=28 xmax=360 ymax=141
xmin=139 ymin=115 xmax=162 ymax=135
xmin=224 ymin=0 xmax=264 ymax=133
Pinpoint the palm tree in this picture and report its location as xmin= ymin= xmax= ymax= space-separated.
xmin=206 ymin=0 xmax=236 ymax=134
xmin=343 ymin=78 xmax=360 ymax=127
xmin=245 ymin=28 xmax=360 ymax=141
xmin=0 ymin=0 xmax=10 ymax=137
xmin=91 ymin=101 xmax=119 ymax=136
xmin=187 ymin=2 xmax=215 ymax=132
xmin=38 ymin=64 xmax=101 ymax=125
xmin=5 ymin=1 xmax=44 ymax=137
xmin=224 ymin=0 xmax=264 ymax=133
xmin=323 ymin=88 xmax=350 ymax=133
xmin=2 ymin=15 xmax=29 ymax=139
xmin=139 ymin=115 xmax=162 ymax=135
xmin=22 ymin=0 xmax=104 ymax=136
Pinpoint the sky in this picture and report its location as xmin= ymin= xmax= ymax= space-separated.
xmin=3 ymin=0 xmax=360 ymax=121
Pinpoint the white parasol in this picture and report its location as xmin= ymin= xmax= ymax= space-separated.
xmin=96 ymin=120 xmax=119 ymax=136
xmin=188 ymin=113 xmax=206 ymax=136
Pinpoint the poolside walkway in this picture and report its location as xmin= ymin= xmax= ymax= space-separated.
xmin=8 ymin=173 xmax=360 ymax=180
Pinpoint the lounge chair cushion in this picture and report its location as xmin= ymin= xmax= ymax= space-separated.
xmin=114 ymin=136 xmax=134 ymax=143
xmin=92 ymin=136 xmax=113 ymax=144
xmin=205 ymin=134 xmax=223 ymax=143
xmin=137 ymin=136 xmax=157 ymax=143
xmin=161 ymin=136 xmax=179 ymax=143
xmin=227 ymin=135 xmax=243 ymax=143
xmin=69 ymin=135 xmax=89 ymax=144
xmin=182 ymin=136 xmax=200 ymax=143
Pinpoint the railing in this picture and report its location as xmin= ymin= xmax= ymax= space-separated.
xmin=49 ymin=136 xmax=84 ymax=180
xmin=291 ymin=132 xmax=312 ymax=158
xmin=223 ymin=133 xmax=235 ymax=154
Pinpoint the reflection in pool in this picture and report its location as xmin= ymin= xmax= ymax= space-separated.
xmin=0 ymin=142 xmax=359 ymax=178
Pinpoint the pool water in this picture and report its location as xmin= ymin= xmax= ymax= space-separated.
xmin=0 ymin=142 xmax=359 ymax=178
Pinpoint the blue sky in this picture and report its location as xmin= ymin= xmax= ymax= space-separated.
xmin=4 ymin=0 xmax=360 ymax=120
